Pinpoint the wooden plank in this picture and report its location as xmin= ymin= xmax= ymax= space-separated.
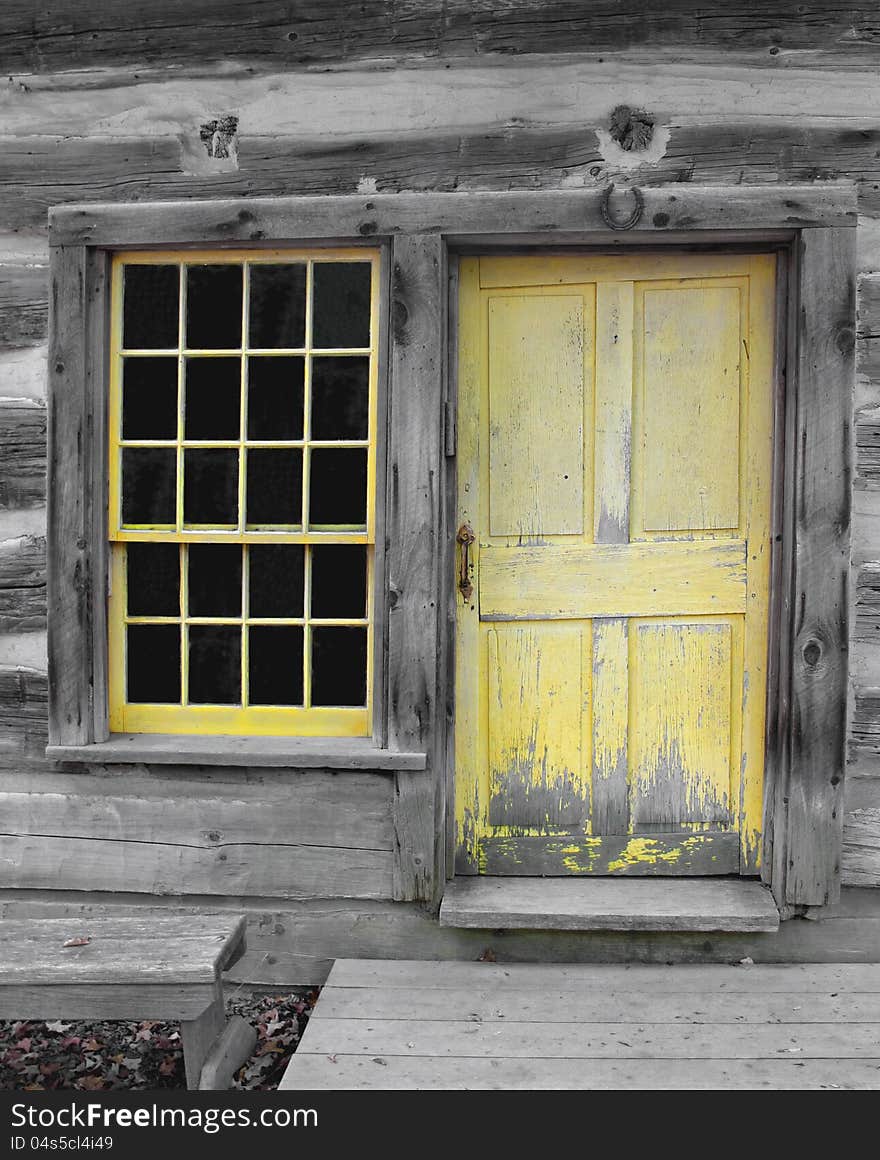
xmin=0 ymin=398 xmax=46 ymax=511
xmin=387 ymin=234 xmax=444 ymax=902
xmin=0 ymin=665 xmax=48 ymax=770
xmin=851 ymin=688 xmax=880 ymax=751
xmin=487 ymin=293 xmax=588 ymax=536
xmin=0 ymin=775 xmax=393 ymax=853
xmin=0 ymin=263 xmax=48 ymax=349
xmin=7 ymin=3 xmax=880 ymax=73
xmin=480 ymin=540 xmax=747 ymax=619
xmin=786 ymin=227 xmax=855 ymax=906
xmin=482 ymin=831 xmax=740 ymax=876
xmin=181 ymin=990 xmax=226 ymax=1090
xmin=855 ymin=408 xmax=880 ymax=483
xmin=0 ymin=915 xmax=245 ymax=981
xmin=45 ymin=733 xmax=426 ymax=769
xmin=46 ymin=244 xmax=92 ymax=747
xmin=314 ymin=987 xmax=880 ymax=1024
xmin=326 ymin=959 xmax=880 ymax=992
xmin=0 ymin=983 xmax=217 ymax=1021
xmin=281 ymin=1053 xmax=880 ymax=1091
xmin=855 ymin=563 xmax=880 ymax=642
xmin=298 ymin=1016 xmax=880 ymax=1058
xmin=438 ymin=877 xmax=778 ymax=932
xmin=0 ymin=834 xmax=392 ymax=900
xmin=197 ymin=1014 xmax=257 ymax=1091
xmin=842 ymin=774 xmax=880 ymax=886
xmin=0 ymin=534 xmax=46 ymax=631
xmin=49 ymin=186 xmax=855 ymax=249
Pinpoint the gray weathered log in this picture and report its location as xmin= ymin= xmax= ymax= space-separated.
xmin=0 ymin=534 xmax=46 ymax=631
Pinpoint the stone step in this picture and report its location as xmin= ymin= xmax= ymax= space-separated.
xmin=439 ymin=876 xmax=780 ymax=932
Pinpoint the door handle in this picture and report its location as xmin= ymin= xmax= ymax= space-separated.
xmin=457 ymin=522 xmax=476 ymax=601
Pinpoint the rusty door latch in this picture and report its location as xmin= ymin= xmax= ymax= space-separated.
xmin=457 ymin=522 xmax=476 ymax=601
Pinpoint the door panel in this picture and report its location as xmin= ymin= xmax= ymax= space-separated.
xmin=454 ymin=253 xmax=775 ymax=876
xmin=488 ymin=295 xmax=590 ymax=537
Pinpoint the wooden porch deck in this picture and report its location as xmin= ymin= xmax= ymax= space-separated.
xmin=279 ymin=959 xmax=880 ymax=1090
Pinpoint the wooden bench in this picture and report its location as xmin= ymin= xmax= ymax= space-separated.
xmin=0 ymin=916 xmax=257 ymax=1089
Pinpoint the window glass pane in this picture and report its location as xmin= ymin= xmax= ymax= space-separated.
xmin=311 ymin=626 xmax=367 ymax=706
xmin=309 ymin=449 xmax=367 ymax=526
xmin=183 ymin=449 xmax=239 ymax=525
xmin=312 ymin=263 xmax=371 ymax=348
xmin=122 ymin=357 xmax=178 ymax=440
xmin=186 ymin=265 xmax=242 ymax=349
xmin=127 ymin=624 xmax=180 ymax=702
xmin=311 ymin=356 xmax=369 ymax=440
xmin=249 ymin=544 xmax=304 ymax=618
xmin=247 ymin=356 xmax=304 ymax=440
xmin=122 ymin=448 xmax=176 ymax=525
xmin=184 ymin=358 xmax=241 ymax=440
xmin=249 ymin=625 xmax=303 ymax=706
xmin=123 ymin=265 xmax=179 ymax=350
xmin=311 ymin=545 xmax=367 ymax=619
xmin=188 ymin=544 xmax=241 ymax=617
xmin=127 ymin=543 xmax=180 ymax=617
xmin=188 ymin=625 xmax=241 ymax=704
xmin=249 ymin=264 xmax=306 ymax=348
xmin=246 ymin=449 xmax=302 ymax=525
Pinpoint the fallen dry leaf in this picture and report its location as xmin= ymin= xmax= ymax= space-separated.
xmin=62 ymin=937 xmax=90 ymax=948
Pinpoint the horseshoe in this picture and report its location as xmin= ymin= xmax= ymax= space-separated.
xmin=600 ymin=184 xmax=645 ymax=231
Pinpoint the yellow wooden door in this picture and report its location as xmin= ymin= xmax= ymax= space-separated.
xmin=455 ymin=252 xmax=775 ymax=876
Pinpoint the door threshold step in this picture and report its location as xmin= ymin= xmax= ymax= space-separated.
xmin=439 ymin=877 xmax=779 ymax=933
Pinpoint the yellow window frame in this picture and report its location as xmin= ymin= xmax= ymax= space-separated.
xmin=107 ymin=247 xmax=381 ymax=737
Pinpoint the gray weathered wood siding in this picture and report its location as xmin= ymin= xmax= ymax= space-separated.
xmin=1 ymin=6 xmax=880 ymax=975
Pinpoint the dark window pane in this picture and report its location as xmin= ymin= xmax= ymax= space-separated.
xmin=249 ymin=264 xmax=306 ymax=348
xmin=312 ymin=263 xmax=371 ymax=348
xmin=311 ymin=626 xmax=367 ymax=706
xmin=122 ymin=357 xmax=178 ymax=440
xmin=188 ymin=544 xmax=241 ymax=617
xmin=121 ymin=448 xmax=176 ymax=525
xmin=188 ymin=625 xmax=241 ymax=704
xmin=186 ymin=265 xmax=242 ymax=349
xmin=247 ymin=356 xmax=304 ymax=440
xmin=127 ymin=543 xmax=180 ymax=617
xmin=249 ymin=544 xmax=304 ymax=617
xmin=183 ymin=449 xmax=239 ymax=525
xmin=311 ymin=545 xmax=367 ymax=618
xmin=184 ymin=357 xmax=241 ymax=440
xmin=249 ymin=626 xmax=303 ymax=706
xmin=311 ymin=356 xmax=369 ymax=440
xmin=127 ymin=624 xmax=180 ymax=702
xmin=246 ymin=449 xmax=302 ymax=525
xmin=309 ymin=449 xmax=367 ymax=526
xmin=123 ymin=265 xmax=179 ymax=350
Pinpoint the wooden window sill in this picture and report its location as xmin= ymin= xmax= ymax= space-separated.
xmin=46 ymin=734 xmax=427 ymax=770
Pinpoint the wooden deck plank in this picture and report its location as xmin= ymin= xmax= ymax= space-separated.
xmin=325 ymin=959 xmax=880 ymax=993
xmin=313 ymin=986 xmax=880 ymax=1025
xmin=280 ymin=1055 xmax=880 ymax=1091
xmin=297 ymin=1018 xmax=880 ymax=1059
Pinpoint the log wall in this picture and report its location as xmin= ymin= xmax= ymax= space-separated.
xmin=2 ymin=5 xmax=880 ymax=977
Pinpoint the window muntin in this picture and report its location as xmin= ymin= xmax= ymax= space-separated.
xmin=107 ymin=248 xmax=379 ymax=736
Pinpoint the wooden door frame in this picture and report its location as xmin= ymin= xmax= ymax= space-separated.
xmin=48 ymin=185 xmax=856 ymax=911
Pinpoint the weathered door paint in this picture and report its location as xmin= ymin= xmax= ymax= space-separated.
xmin=455 ymin=253 xmax=775 ymax=876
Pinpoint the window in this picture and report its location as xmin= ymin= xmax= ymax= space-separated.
xmin=106 ymin=249 xmax=380 ymax=736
